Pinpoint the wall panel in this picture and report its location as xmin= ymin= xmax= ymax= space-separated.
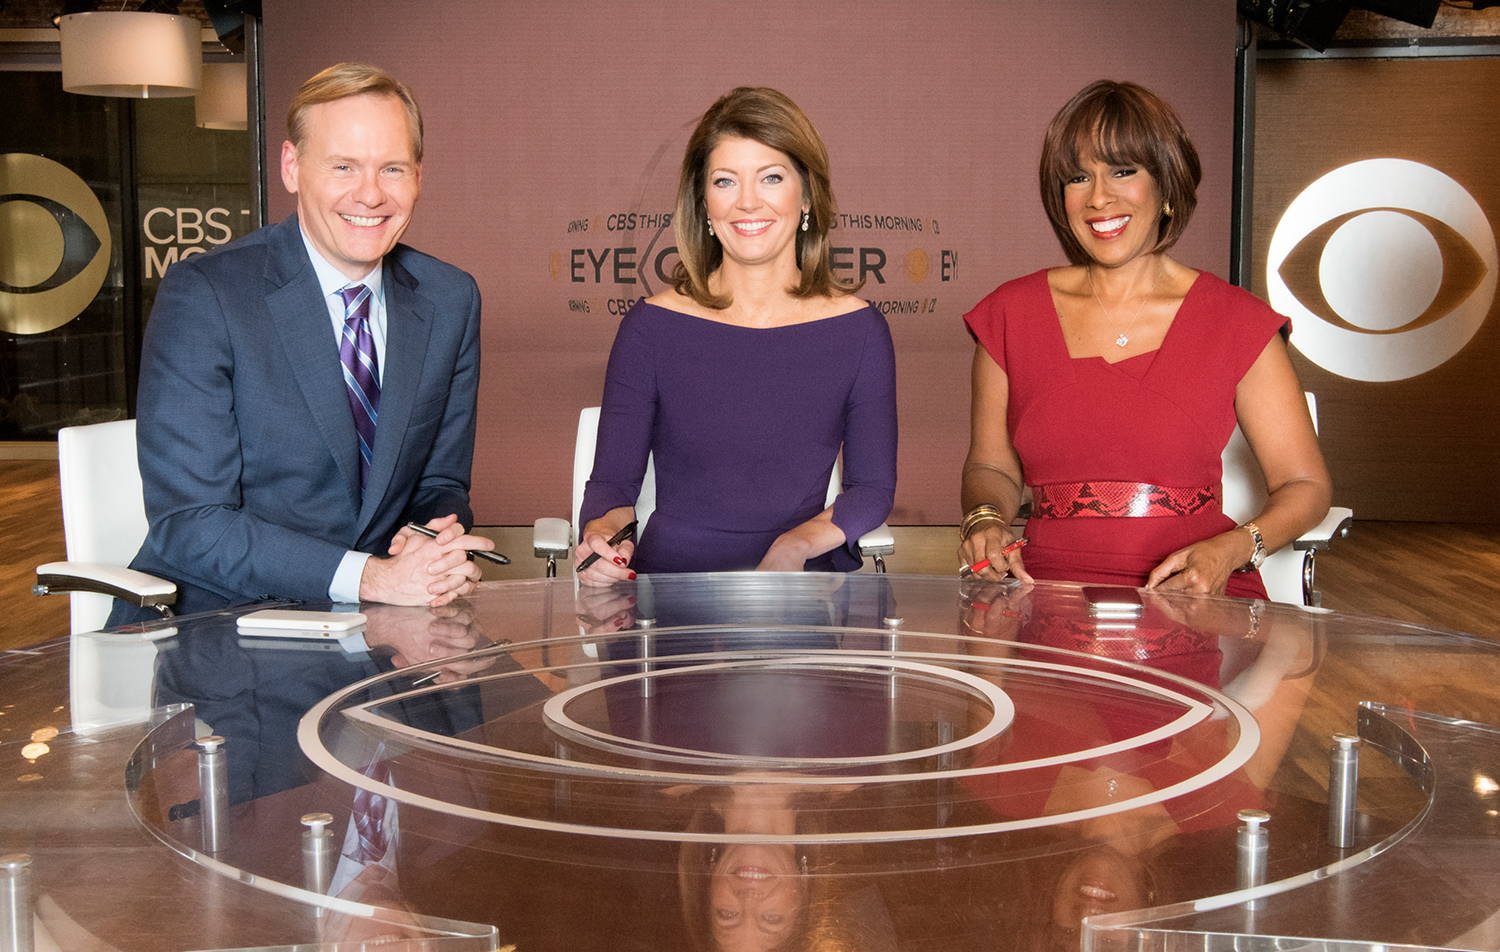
xmin=262 ymin=0 xmax=1237 ymax=525
xmin=1253 ymin=57 xmax=1500 ymax=521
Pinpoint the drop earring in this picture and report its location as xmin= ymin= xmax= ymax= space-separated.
xmin=707 ymin=218 xmax=714 ymax=237
xmin=801 ymin=211 xmax=809 ymax=232
xmin=1162 ymin=200 xmax=1174 ymax=218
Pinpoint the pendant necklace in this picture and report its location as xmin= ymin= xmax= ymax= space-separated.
xmin=1089 ymin=258 xmax=1165 ymax=348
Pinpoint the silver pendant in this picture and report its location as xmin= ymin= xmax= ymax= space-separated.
xmin=1116 ymin=333 xmax=1129 ymax=347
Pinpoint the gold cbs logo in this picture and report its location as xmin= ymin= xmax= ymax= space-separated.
xmin=0 ymin=153 xmax=112 ymax=336
xmin=904 ymin=248 xmax=929 ymax=283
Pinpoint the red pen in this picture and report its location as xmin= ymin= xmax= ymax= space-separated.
xmin=960 ymin=538 xmax=1028 ymax=578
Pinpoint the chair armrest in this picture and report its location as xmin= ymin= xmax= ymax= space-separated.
xmin=856 ymin=523 xmax=895 ymax=558
xmin=533 ymin=518 xmax=573 ymax=559
xmin=1292 ymin=507 xmax=1353 ymax=551
xmin=34 ymin=561 xmax=177 ymax=612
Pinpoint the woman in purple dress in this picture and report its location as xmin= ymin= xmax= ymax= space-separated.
xmin=576 ymin=87 xmax=897 ymax=581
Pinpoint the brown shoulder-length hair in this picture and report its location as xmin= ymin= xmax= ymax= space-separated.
xmin=1039 ymin=80 xmax=1201 ymax=266
xmin=675 ymin=789 xmax=827 ymax=952
xmin=672 ymin=87 xmax=861 ymax=309
xmin=287 ymin=63 xmax=424 ymax=162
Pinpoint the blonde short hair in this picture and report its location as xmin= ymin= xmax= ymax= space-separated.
xmin=287 ymin=62 xmax=423 ymax=162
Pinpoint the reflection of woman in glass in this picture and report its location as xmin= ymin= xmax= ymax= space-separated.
xmin=1013 ymin=840 xmax=1169 ymax=952
xmin=678 ymin=785 xmax=818 ymax=952
xmin=675 ymin=783 xmax=897 ymax=952
xmin=1051 ymin=844 xmax=1156 ymax=931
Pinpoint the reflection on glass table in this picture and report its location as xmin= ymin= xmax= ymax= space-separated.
xmin=3 ymin=573 xmax=1499 ymax=951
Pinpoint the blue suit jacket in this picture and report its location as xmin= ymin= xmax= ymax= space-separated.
xmin=120 ymin=215 xmax=481 ymax=615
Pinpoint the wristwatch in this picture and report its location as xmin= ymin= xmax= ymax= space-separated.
xmin=1239 ymin=522 xmax=1267 ymax=571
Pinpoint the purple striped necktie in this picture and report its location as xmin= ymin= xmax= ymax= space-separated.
xmin=351 ymin=758 xmax=391 ymax=863
xmin=338 ymin=284 xmax=380 ymax=489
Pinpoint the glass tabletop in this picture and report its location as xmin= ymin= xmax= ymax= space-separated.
xmin=5 ymin=573 xmax=1500 ymax=951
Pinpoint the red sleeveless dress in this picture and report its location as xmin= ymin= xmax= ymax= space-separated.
xmin=964 ymin=269 xmax=1286 ymax=599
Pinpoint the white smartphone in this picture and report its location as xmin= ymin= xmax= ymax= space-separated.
xmin=236 ymin=609 xmax=367 ymax=637
xmin=237 ymin=637 xmax=346 ymax=652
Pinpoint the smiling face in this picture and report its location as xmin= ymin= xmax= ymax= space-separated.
xmin=708 ymin=843 xmax=805 ymax=952
xmin=1063 ymin=153 xmax=1164 ymax=270
xmin=1051 ymin=847 xmax=1151 ymax=935
xmin=280 ymin=93 xmax=422 ymax=281
xmin=704 ymin=136 xmax=808 ymax=275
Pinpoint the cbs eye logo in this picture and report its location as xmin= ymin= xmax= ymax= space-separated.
xmin=1267 ymin=158 xmax=1497 ymax=383
xmin=0 ymin=153 xmax=113 ymax=336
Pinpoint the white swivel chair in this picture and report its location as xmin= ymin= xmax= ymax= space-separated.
xmin=535 ymin=406 xmax=896 ymax=575
xmin=32 ymin=419 xmax=177 ymax=633
xmin=1221 ymin=393 xmax=1352 ymax=607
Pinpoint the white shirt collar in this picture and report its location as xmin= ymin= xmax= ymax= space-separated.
xmin=298 ymin=227 xmax=385 ymax=302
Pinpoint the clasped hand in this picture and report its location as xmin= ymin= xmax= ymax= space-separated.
xmin=361 ymin=514 xmax=494 ymax=607
xmin=363 ymin=600 xmax=498 ymax=683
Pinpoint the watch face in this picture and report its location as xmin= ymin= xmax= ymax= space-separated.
xmin=1241 ymin=524 xmax=1266 ymax=571
xmin=1249 ymin=530 xmax=1267 ymax=569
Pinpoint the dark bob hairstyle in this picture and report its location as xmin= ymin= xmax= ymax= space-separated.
xmin=672 ymin=86 xmax=860 ymax=309
xmin=1039 ymin=80 xmax=1202 ymax=266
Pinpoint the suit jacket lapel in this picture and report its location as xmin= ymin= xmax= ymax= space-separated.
xmin=357 ymin=251 xmax=434 ymax=529
xmin=265 ymin=217 xmax=364 ymax=506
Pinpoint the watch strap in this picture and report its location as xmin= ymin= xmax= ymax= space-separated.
xmin=1238 ymin=522 xmax=1267 ymax=571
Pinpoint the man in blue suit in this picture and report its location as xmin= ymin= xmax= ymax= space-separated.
xmin=112 ymin=63 xmax=492 ymax=621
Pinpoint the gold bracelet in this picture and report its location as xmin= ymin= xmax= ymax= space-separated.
xmin=960 ymin=518 xmax=1008 ymax=539
xmin=961 ymin=504 xmax=1006 ymax=537
xmin=961 ymin=504 xmax=1001 ymax=528
xmin=960 ymin=515 xmax=1006 ymax=541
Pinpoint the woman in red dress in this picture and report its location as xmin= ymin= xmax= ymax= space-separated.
xmin=959 ymin=81 xmax=1331 ymax=598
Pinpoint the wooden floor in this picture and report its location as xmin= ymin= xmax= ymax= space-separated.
xmin=6 ymin=457 xmax=1500 ymax=651
xmin=2 ymin=459 xmax=69 ymax=651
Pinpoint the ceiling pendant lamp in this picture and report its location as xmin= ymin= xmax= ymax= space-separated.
xmin=59 ymin=9 xmax=201 ymax=98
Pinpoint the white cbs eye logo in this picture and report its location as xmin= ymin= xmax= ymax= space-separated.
xmin=1267 ymin=158 xmax=1497 ymax=383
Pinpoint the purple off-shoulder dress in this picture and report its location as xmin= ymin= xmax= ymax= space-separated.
xmin=580 ymin=300 xmax=898 ymax=573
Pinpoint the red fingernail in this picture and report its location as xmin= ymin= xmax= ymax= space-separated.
xmin=613 ymin=557 xmax=627 ymax=566
xmin=628 ymin=572 xmax=637 ymax=580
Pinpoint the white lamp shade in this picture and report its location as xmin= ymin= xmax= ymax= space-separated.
xmin=196 ymin=62 xmax=247 ymax=129
xmin=60 ymin=11 xmax=201 ymax=99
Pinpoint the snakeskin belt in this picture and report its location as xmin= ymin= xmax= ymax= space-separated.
xmin=1030 ymin=480 xmax=1219 ymax=519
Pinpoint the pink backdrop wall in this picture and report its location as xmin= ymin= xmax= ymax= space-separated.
xmin=263 ymin=0 xmax=1237 ymax=525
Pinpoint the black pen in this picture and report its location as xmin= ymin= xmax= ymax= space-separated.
xmin=576 ymin=521 xmax=638 ymax=572
xmin=404 ymin=522 xmax=511 ymax=565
